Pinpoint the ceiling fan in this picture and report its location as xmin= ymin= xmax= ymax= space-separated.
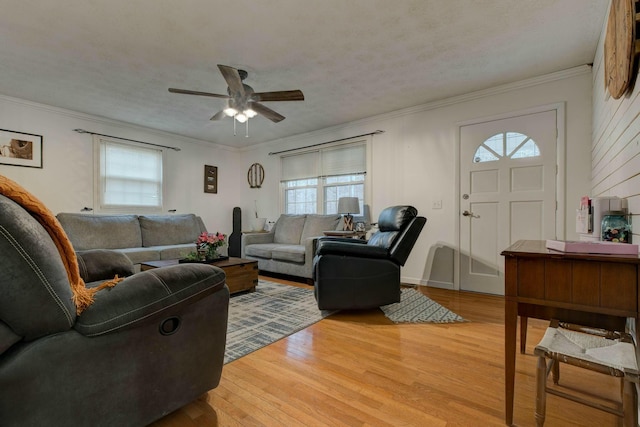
xmin=168 ymin=64 xmax=304 ymax=126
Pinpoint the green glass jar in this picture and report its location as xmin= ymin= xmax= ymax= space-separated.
xmin=601 ymin=211 xmax=631 ymax=243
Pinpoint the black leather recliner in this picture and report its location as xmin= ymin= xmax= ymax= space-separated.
xmin=0 ymin=194 xmax=229 ymax=427
xmin=313 ymin=205 xmax=426 ymax=310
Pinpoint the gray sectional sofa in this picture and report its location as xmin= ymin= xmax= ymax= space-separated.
xmin=241 ymin=213 xmax=342 ymax=280
xmin=56 ymin=213 xmax=207 ymax=267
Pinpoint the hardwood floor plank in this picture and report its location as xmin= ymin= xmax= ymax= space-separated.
xmin=150 ymin=279 xmax=624 ymax=426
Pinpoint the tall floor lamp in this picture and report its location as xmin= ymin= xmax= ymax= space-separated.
xmin=338 ymin=197 xmax=360 ymax=231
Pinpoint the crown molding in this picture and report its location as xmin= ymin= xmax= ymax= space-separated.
xmin=247 ymin=65 xmax=593 ymax=151
xmin=0 ymin=93 xmax=240 ymax=152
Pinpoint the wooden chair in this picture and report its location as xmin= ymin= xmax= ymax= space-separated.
xmin=534 ymin=319 xmax=639 ymax=426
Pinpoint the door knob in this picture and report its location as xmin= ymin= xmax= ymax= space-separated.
xmin=462 ymin=210 xmax=472 ymax=216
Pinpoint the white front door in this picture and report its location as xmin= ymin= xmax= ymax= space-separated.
xmin=459 ymin=109 xmax=558 ymax=295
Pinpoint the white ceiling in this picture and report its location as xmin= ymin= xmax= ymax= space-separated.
xmin=0 ymin=1 xmax=608 ymax=148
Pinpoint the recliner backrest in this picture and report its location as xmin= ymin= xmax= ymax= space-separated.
xmin=367 ymin=205 xmax=426 ymax=265
xmin=0 ymin=195 xmax=76 ymax=352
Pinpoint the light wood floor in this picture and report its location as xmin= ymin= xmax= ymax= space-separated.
xmin=150 ymin=276 xmax=624 ymax=426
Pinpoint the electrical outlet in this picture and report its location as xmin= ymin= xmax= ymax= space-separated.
xmin=432 ymin=200 xmax=442 ymax=209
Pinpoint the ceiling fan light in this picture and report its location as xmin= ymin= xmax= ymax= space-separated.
xmin=244 ymin=108 xmax=257 ymax=118
xmin=223 ymin=107 xmax=238 ymax=117
xmin=235 ymin=113 xmax=248 ymax=123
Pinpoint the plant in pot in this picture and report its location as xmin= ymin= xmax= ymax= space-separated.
xmin=182 ymin=232 xmax=228 ymax=262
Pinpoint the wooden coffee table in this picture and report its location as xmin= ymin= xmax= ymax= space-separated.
xmin=140 ymin=257 xmax=258 ymax=294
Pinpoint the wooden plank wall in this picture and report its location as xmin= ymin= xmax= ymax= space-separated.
xmin=591 ymin=6 xmax=640 ymax=244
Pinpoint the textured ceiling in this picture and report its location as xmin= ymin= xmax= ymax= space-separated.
xmin=0 ymin=0 xmax=608 ymax=148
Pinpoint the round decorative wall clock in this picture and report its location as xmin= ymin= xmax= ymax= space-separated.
xmin=604 ymin=0 xmax=637 ymax=99
xmin=247 ymin=163 xmax=265 ymax=188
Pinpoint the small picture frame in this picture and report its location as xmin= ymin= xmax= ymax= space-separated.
xmin=204 ymin=165 xmax=218 ymax=194
xmin=0 ymin=129 xmax=43 ymax=168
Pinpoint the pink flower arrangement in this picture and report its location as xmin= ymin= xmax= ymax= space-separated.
xmin=196 ymin=232 xmax=227 ymax=260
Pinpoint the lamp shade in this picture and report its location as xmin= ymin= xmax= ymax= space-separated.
xmin=337 ymin=197 xmax=360 ymax=215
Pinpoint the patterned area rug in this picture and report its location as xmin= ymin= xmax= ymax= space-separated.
xmin=381 ymin=288 xmax=466 ymax=323
xmin=224 ymin=280 xmax=334 ymax=364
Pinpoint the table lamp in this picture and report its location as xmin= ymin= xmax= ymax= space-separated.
xmin=337 ymin=197 xmax=360 ymax=231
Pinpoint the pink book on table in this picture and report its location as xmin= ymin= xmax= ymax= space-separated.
xmin=545 ymin=239 xmax=639 ymax=255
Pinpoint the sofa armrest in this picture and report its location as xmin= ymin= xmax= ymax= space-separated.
xmin=76 ymin=249 xmax=135 ymax=284
xmin=241 ymin=232 xmax=275 ymax=257
xmin=242 ymin=231 xmax=275 ymax=245
xmin=74 ymin=263 xmax=227 ymax=336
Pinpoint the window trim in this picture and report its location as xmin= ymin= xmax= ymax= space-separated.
xmin=93 ymin=135 xmax=165 ymax=214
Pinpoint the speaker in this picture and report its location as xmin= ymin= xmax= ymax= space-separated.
xmin=228 ymin=207 xmax=241 ymax=257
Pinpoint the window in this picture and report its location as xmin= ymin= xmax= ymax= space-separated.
xmin=95 ymin=137 xmax=164 ymax=212
xmin=281 ymin=140 xmax=367 ymax=214
xmin=473 ymin=132 xmax=540 ymax=163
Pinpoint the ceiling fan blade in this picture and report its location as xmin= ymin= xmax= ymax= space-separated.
xmin=217 ymin=64 xmax=245 ymax=97
xmin=210 ymin=110 xmax=226 ymax=121
xmin=251 ymin=102 xmax=285 ymax=123
xmin=168 ymin=88 xmax=229 ymax=98
xmin=252 ymin=90 xmax=304 ymax=102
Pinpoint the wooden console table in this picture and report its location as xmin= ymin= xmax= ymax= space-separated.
xmin=501 ymin=240 xmax=640 ymax=425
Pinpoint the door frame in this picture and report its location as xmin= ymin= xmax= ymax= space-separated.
xmin=453 ymin=103 xmax=566 ymax=291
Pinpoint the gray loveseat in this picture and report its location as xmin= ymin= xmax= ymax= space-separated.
xmin=241 ymin=214 xmax=342 ymax=280
xmin=56 ymin=213 xmax=207 ymax=267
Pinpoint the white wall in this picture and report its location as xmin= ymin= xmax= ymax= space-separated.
xmin=591 ymin=13 xmax=640 ymax=244
xmin=0 ymin=95 xmax=244 ymax=234
xmin=243 ymin=67 xmax=593 ymax=286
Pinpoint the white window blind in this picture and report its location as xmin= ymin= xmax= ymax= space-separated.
xmin=280 ymin=140 xmax=367 ymax=214
xmin=281 ymin=151 xmax=319 ymax=181
xmin=98 ymin=139 xmax=163 ymax=210
xmin=321 ymin=144 xmax=366 ymax=176
xmin=281 ymin=142 xmax=366 ymax=181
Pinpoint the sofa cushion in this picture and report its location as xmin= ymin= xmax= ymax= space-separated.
xmin=245 ymin=243 xmax=280 ymax=259
xmin=57 ymin=213 xmax=142 ymax=250
xmin=116 ymin=247 xmax=161 ymax=265
xmin=273 ymin=215 xmax=306 ymax=244
xmin=139 ymin=214 xmax=201 ymax=247
xmin=271 ymin=245 xmax=305 ymax=263
xmin=300 ymin=214 xmax=341 ymax=243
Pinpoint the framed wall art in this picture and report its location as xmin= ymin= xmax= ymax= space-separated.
xmin=0 ymin=129 xmax=43 ymax=168
xmin=204 ymin=165 xmax=218 ymax=194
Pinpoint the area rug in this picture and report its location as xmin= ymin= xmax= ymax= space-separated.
xmin=224 ymin=280 xmax=334 ymax=364
xmin=381 ymin=288 xmax=466 ymax=323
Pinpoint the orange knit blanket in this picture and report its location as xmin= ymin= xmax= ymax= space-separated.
xmin=0 ymin=175 xmax=121 ymax=314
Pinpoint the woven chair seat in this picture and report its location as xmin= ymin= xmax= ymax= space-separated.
xmin=536 ymin=326 xmax=638 ymax=375
xmin=533 ymin=320 xmax=639 ymax=427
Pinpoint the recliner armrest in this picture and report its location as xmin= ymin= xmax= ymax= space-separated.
xmin=317 ymin=236 xmax=368 ymax=245
xmin=74 ymin=263 xmax=227 ymax=336
xmin=316 ymin=240 xmax=389 ymax=259
xmin=76 ymin=249 xmax=135 ymax=284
